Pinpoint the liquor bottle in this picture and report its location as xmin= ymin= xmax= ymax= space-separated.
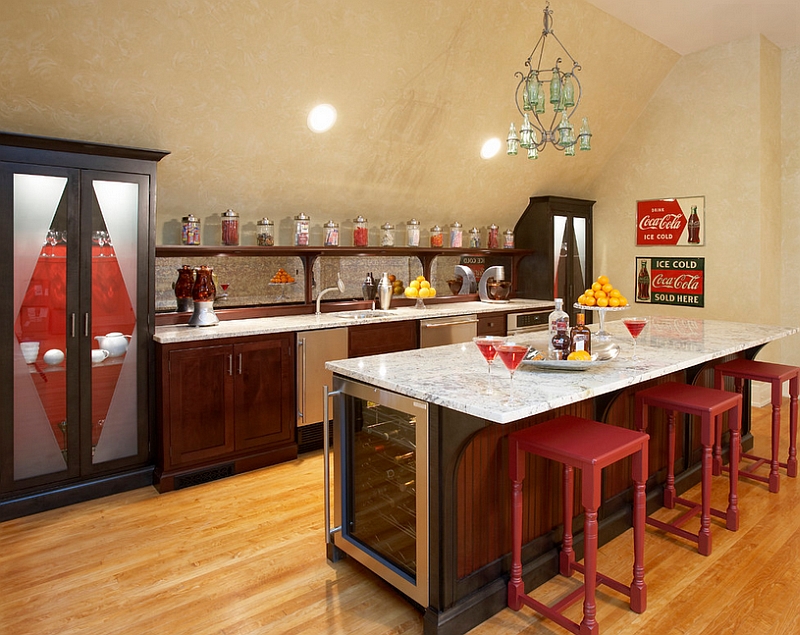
xmin=569 ymin=312 xmax=591 ymax=354
xmin=547 ymin=298 xmax=570 ymax=359
xmin=687 ymin=206 xmax=701 ymax=243
xmin=636 ymin=261 xmax=650 ymax=302
xmin=550 ymin=323 xmax=570 ymax=360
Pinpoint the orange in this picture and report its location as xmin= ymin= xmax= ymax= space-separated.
xmin=608 ymin=297 xmax=620 ymax=307
xmin=595 ymin=290 xmax=607 ymax=299
xmin=591 ymin=282 xmax=602 ymax=292
xmin=618 ymin=296 xmax=628 ymax=306
xmin=597 ymin=275 xmax=610 ymax=286
xmin=596 ymin=297 xmax=609 ymax=307
xmin=577 ymin=294 xmax=587 ymax=305
xmin=584 ymin=295 xmax=596 ymax=306
xmin=585 ymin=289 xmax=595 ymax=298
xmin=602 ymin=283 xmax=613 ymax=294
xmin=609 ymin=289 xmax=621 ymax=298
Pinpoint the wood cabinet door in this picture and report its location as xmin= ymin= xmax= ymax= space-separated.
xmin=166 ymin=345 xmax=234 ymax=468
xmin=233 ymin=335 xmax=294 ymax=450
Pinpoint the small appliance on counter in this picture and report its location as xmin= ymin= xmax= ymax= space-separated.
xmin=362 ymin=272 xmax=377 ymax=304
xmin=448 ymin=264 xmax=477 ymax=295
xmin=478 ymin=265 xmax=511 ymax=303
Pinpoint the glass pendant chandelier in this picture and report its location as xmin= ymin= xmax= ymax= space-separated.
xmin=507 ymin=1 xmax=592 ymax=160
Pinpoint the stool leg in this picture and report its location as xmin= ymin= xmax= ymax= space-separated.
xmin=725 ymin=406 xmax=740 ymax=531
xmin=630 ymin=445 xmax=648 ymax=613
xmin=713 ymin=370 xmax=724 ymax=475
xmin=698 ymin=416 xmax=713 ymax=556
xmin=580 ymin=470 xmax=600 ymax=635
xmin=664 ymin=410 xmax=677 ymax=509
xmin=508 ymin=439 xmax=525 ymax=610
xmin=769 ymin=381 xmax=782 ymax=493
xmin=559 ymin=464 xmax=575 ymax=577
xmin=789 ymin=376 xmax=798 ymax=478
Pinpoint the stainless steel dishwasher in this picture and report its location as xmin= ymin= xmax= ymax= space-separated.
xmin=419 ymin=314 xmax=478 ymax=348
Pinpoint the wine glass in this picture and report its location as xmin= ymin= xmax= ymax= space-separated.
xmin=473 ymin=336 xmax=502 ymax=394
xmin=622 ymin=317 xmax=649 ymax=363
xmin=495 ymin=339 xmax=531 ymax=404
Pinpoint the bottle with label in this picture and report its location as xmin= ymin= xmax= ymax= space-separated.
xmin=550 ymin=323 xmax=571 ymax=360
xmin=569 ymin=312 xmax=591 ymax=354
xmin=637 ymin=260 xmax=650 ymax=302
xmin=687 ymin=206 xmax=701 ymax=243
xmin=547 ymin=298 xmax=570 ymax=359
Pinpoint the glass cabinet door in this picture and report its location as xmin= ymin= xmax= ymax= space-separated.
xmin=553 ymin=214 xmax=590 ymax=323
xmin=9 ymin=166 xmax=147 ymax=487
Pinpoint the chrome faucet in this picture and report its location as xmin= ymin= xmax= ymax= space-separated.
xmin=316 ymin=273 xmax=345 ymax=315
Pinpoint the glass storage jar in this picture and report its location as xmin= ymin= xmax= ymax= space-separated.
xmin=323 ymin=220 xmax=339 ymax=247
xmin=380 ymin=222 xmax=395 ymax=247
xmin=469 ymin=227 xmax=481 ymax=248
xmin=503 ymin=228 xmax=515 ymax=249
xmin=181 ymin=214 xmax=200 ymax=245
xmin=449 ymin=221 xmax=463 ymax=248
xmin=294 ymin=213 xmax=310 ymax=246
xmin=256 ymin=217 xmax=274 ymax=246
xmin=353 ymin=215 xmax=369 ymax=247
xmin=221 ymin=209 xmax=239 ymax=246
xmin=406 ymin=218 xmax=421 ymax=247
xmin=487 ymin=223 xmax=499 ymax=249
xmin=430 ymin=225 xmax=444 ymax=248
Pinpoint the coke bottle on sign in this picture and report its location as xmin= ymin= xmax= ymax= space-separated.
xmin=687 ymin=206 xmax=701 ymax=243
xmin=637 ymin=261 xmax=650 ymax=302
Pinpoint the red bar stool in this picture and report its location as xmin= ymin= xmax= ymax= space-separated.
xmin=635 ymin=382 xmax=741 ymax=556
xmin=508 ymin=415 xmax=649 ymax=635
xmin=714 ymin=358 xmax=799 ymax=493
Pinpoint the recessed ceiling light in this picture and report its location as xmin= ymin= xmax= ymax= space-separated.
xmin=307 ymin=104 xmax=337 ymax=133
xmin=480 ymin=137 xmax=502 ymax=159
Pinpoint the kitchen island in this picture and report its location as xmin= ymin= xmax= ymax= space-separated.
xmin=325 ymin=317 xmax=798 ymax=635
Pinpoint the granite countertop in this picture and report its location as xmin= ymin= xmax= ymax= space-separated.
xmin=326 ymin=318 xmax=800 ymax=424
xmin=153 ymin=299 xmax=554 ymax=344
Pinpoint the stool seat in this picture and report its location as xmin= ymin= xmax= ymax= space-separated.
xmin=715 ymin=358 xmax=799 ymax=492
xmin=508 ymin=415 xmax=649 ymax=635
xmin=635 ymin=382 xmax=741 ymax=556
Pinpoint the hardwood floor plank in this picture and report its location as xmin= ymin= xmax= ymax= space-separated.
xmin=1 ymin=404 xmax=798 ymax=634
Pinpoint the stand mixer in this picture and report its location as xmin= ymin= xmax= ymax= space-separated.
xmin=478 ymin=265 xmax=511 ymax=303
xmin=448 ymin=264 xmax=477 ymax=295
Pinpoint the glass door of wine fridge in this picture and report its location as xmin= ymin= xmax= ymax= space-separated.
xmin=329 ymin=377 xmax=429 ymax=606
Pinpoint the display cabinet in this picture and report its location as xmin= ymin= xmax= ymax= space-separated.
xmin=514 ymin=196 xmax=594 ymax=323
xmin=0 ymin=133 xmax=168 ymax=520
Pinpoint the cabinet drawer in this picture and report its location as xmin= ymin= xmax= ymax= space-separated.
xmin=348 ymin=320 xmax=418 ymax=357
xmin=477 ymin=313 xmax=507 ymax=337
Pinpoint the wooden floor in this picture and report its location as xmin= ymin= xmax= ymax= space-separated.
xmin=2 ymin=404 xmax=799 ymax=635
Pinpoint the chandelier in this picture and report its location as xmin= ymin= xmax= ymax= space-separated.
xmin=507 ymin=1 xmax=591 ymax=159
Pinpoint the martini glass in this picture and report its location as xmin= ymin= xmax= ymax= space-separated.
xmin=495 ymin=340 xmax=531 ymax=404
xmin=473 ymin=336 xmax=502 ymax=394
xmin=622 ymin=317 xmax=648 ymax=363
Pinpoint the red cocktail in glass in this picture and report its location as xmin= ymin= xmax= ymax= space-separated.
xmin=495 ymin=340 xmax=530 ymax=403
xmin=622 ymin=317 xmax=648 ymax=363
xmin=473 ymin=336 xmax=502 ymax=394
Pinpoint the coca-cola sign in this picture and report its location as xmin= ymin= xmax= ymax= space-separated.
xmin=636 ymin=196 xmax=704 ymax=246
xmin=634 ymin=257 xmax=705 ymax=308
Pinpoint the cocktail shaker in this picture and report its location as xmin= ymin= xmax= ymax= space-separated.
xmin=362 ymin=272 xmax=377 ymax=302
xmin=377 ymin=272 xmax=393 ymax=310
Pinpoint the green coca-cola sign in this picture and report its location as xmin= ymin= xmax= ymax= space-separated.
xmin=634 ymin=257 xmax=705 ymax=308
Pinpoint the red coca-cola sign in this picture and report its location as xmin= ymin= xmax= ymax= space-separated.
xmin=634 ymin=257 xmax=704 ymax=308
xmin=636 ymin=197 xmax=704 ymax=246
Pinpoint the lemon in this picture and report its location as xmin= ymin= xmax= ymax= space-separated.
xmin=410 ymin=280 xmax=420 ymax=289
xmin=416 ymin=275 xmax=425 ymax=282
xmin=420 ymin=280 xmax=431 ymax=289
xmin=428 ymin=287 xmax=436 ymax=297
xmin=418 ymin=287 xmax=431 ymax=298
xmin=404 ymin=286 xmax=418 ymax=298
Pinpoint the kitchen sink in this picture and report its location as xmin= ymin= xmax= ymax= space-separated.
xmin=330 ymin=309 xmax=395 ymax=320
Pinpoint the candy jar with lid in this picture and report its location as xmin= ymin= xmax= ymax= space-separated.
xmin=256 ymin=217 xmax=274 ymax=246
xmin=182 ymin=215 xmax=200 ymax=245
xmin=503 ymin=228 xmax=515 ymax=249
xmin=380 ymin=222 xmax=395 ymax=247
xmin=294 ymin=213 xmax=310 ymax=246
xmin=353 ymin=215 xmax=369 ymax=247
xmin=449 ymin=222 xmax=463 ymax=248
xmin=430 ymin=225 xmax=443 ymax=248
xmin=469 ymin=227 xmax=481 ymax=248
xmin=323 ymin=220 xmax=339 ymax=247
xmin=221 ymin=209 xmax=239 ymax=246
xmin=406 ymin=218 xmax=421 ymax=247
xmin=487 ymin=223 xmax=499 ymax=249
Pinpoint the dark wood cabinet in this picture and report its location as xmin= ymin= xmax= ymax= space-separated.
xmin=347 ymin=320 xmax=419 ymax=358
xmin=156 ymin=332 xmax=297 ymax=491
xmin=0 ymin=133 xmax=167 ymax=521
xmin=477 ymin=312 xmax=507 ymax=337
xmin=514 ymin=196 xmax=594 ymax=323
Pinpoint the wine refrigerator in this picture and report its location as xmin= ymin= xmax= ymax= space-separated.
xmin=324 ymin=376 xmax=429 ymax=606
